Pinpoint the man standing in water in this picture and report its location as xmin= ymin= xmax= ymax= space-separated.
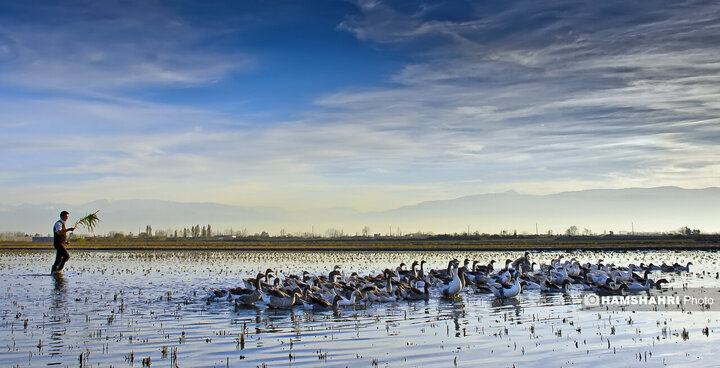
xmin=52 ymin=211 xmax=75 ymax=274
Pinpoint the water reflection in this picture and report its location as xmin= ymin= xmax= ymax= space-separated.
xmin=491 ymin=297 xmax=521 ymax=317
xmin=52 ymin=272 xmax=66 ymax=295
xmin=48 ymin=273 xmax=67 ymax=363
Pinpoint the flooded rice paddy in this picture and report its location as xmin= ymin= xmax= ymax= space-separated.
xmin=1 ymin=249 xmax=718 ymax=367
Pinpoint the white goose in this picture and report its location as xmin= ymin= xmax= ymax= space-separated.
xmin=335 ymin=289 xmax=364 ymax=307
xmin=611 ymin=269 xmax=632 ymax=282
xmin=586 ymin=270 xmax=609 ymax=287
xmin=566 ymin=261 xmax=581 ymax=278
xmin=490 ymin=277 xmax=523 ymax=299
xmin=549 ymin=264 xmax=568 ymax=285
xmin=440 ymin=261 xmax=462 ymax=299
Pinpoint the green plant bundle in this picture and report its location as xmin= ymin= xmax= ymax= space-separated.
xmin=74 ymin=211 xmax=101 ymax=233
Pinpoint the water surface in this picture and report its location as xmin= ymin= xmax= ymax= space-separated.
xmin=1 ymin=249 xmax=718 ymax=367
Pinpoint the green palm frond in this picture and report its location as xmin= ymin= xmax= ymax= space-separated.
xmin=74 ymin=211 xmax=101 ymax=233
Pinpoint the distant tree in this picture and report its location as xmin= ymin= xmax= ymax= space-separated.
xmin=201 ymin=226 xmax=206 ymax=238
xmin=279 ymin=228 xmax=287 ymax=237
xmin=259 ymin=231 xmax=269 ymax=238
xmin=566 ymin=226 xmax=579 ymax=236
xmin=207 ymin=224 xmax=212 ymax=237
xmin=174 ymin=230 xmax=178 ymax=238
xmin=325 ymin=228 xmax=345 ymax=238
xmin=547 ymin=230 xmax=553 ymax=236
xmin=146 ymin=225 xmax=152 ymax=238
xmin=582 ymin=228 xmax=593 ymax=236
xmin=362 ymin=226 xmax=371 ymax=237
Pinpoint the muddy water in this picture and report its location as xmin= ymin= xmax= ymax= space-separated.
xmin=1 ymin=249 xmax=718 ymax=367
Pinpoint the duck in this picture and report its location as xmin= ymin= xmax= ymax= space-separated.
xmin=512 ymin=252 xmax=532 ymax=274
xmin=334 ymin=289 xmax=364 ymax=307
xmin=302 ymin=289 xmax=336 ymax=310
xmin=610 ymin=269 xmax=632 ymax=282
xmin=566 ymin=260 xmax=581 ymax=278
xmin=624 ymin=278 xmax=669 ymax=291
xmin=418 ymin=260 xmax=427 ymax=279
xmin=230 ymin=272 xmax=264 ymax=305
xmin=208 ymin=288 xmax=230 ymax=302
xmin=585 ymin=270 xmax=609 ymax=287
xmin=595 ymin=278 xmax=628 ymax=295
xmin=363 ymin=277 xmax=397 ymax=303
xmin=519 ymin=279 xmax=547 ymax=292
xmin=401 ymin=282 xmax=430 ymax=301
xmin=397 ymin=261 xmax=419 ymax=279
xmin=673 ymin=262 xmax=692 ymax=272
xmin=543 ymin=279 xmax=571 ymax=292
xmin=263 ymin=288 xmax=303 ymax=309
xmin=624 ymin=278 xmax=652 ymax=291
xmin=473 ymin=260 xmax=495 ymax=274
xmin=434 ymin=259 xmax=459 ymax=282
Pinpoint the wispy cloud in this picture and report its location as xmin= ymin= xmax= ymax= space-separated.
xmin=0 ymin=0 xmax=718 ymax=214
xmin=0 ymin=0 xmax=251 ymax=94
xmin=327 ymin=0 xmax=720 ymax=193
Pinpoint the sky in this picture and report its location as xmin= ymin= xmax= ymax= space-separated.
xmin=1 ymin=0 xmax=719 ymax=213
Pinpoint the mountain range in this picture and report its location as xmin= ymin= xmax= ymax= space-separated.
xmin=1 ymin=187 xmax=718 ymax=236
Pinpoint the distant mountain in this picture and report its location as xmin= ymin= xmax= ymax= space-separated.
xmin=1 ymin=187 xmax=718 ymax=236
xmin=362 ymin=186 xmax=720 ymax=234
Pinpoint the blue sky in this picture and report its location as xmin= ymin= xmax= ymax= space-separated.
xmin=1 ymin=0 xmax=719 ymax=212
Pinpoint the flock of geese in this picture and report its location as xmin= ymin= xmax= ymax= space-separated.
xmin=207 ymin=253 xmax=691 ymax=310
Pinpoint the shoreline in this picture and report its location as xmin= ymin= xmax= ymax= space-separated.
xmin=2 ymin=238 xmax=719 ymax=251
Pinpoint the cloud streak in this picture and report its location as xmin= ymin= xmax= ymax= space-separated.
xmin=0 ymin=0 xmax=718 ymax=214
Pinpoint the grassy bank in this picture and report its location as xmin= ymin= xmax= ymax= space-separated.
xmin=2 ymin=236 xmax=719 ymax=251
